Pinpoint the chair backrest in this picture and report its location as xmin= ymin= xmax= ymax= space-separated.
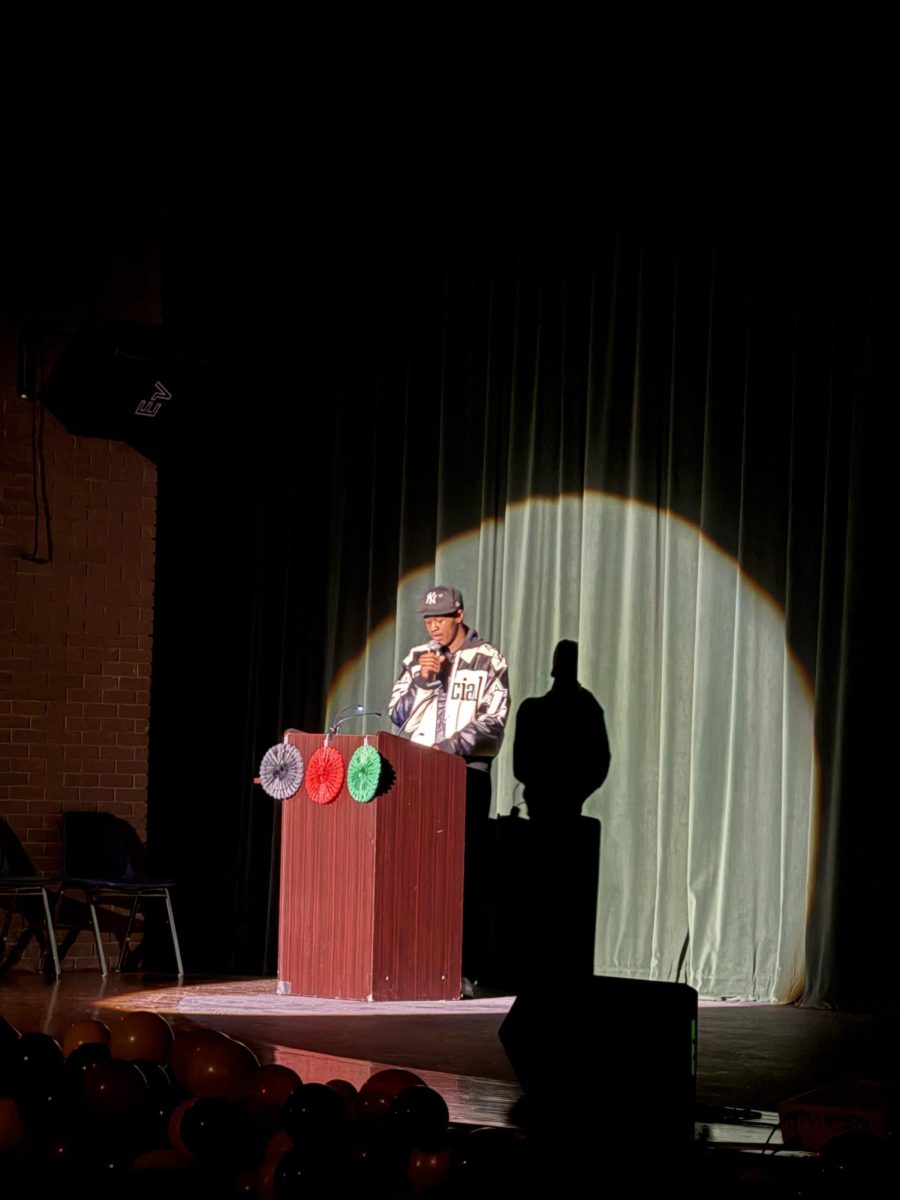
xmin=61 ymin=811 xmax=146 ymax=882
xmin=0 ymin=818 xmax=37 ymax=878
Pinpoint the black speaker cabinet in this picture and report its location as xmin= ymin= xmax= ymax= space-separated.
xmin=38 ymin=321 xmax=206 ymax=462
xmin=499 ymin=975 xmax=698 ymax=1145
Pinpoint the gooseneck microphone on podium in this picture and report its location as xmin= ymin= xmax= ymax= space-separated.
xmin=327 ymin=703 xmax=383 ymax=736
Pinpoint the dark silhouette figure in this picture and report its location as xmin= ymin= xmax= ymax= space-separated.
xmin=491 ymin=641 xmax=610 ymax=989
xmin=512 ymin=639 xmax=610 ymax=820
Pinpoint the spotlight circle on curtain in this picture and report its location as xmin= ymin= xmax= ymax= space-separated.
xmin=347 ymin=744 xmax=382 ymax=803
xmin=305 ymin=746 xmax=345 ymax=805
xmin=258 ymin=743 xmax=304 ymax=800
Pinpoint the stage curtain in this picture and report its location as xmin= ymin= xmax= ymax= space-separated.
xmin=155 ymin=196 xmax=893 ymax=1009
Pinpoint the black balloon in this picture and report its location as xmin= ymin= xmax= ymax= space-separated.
xmin=283 ymin=1083 xmax=351 ymax=1149
xmin=385 ymin=1085 xmax=450 ymax=1152
xmin=178 ymin=1095 xmax=245 ymax=1161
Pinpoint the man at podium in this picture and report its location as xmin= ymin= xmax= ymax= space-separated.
xmin=388 ymin=585 xmax=509 ymax=992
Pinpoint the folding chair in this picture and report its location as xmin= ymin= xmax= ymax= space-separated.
xmin=56 ymin=811 xmax=184 ymax=977
xmin=0 ymin=817 xmax=61 ymax=978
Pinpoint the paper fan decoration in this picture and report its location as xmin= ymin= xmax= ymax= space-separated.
xmin=305 ymin=745 xmax=345 ymax=805
xmin=347 ymin=743 xmax=383 ymax=803
xmin=258 ymin=743 xmax=304 ymax=800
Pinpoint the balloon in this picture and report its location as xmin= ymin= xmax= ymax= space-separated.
xmin=0 ymin=1015 xmax=21 ymax=1049
xmin=272 ymin=1145 xmax=332 ymax=1196
xmin=408 ymin=1145 xmax=453 ymax=1194
xmin=816 ymin=1130 xmax=893 ymax=1190
xmin=130 ymin=1058 xmax=179 ymax=1142
xmin=325 ymin=1078 xmax=358 ymax=1115
xmin=450 ymin=1125 xmax=522 ymax=1188
xmin=109 ymin=1010 xmax=174 ymax=1065
xmin=13 ymin=1069 xmax=73 ymax=1131
xmin=264 ymin=1129 xmax=294 ymax=1162
xmin=178 ymin=1095 xmax=245 ymax=1161
xmin=63 ymin=1017 xmax=111 ymax=1058
xmin=39 ymin=1130 xmax=88 ymax=1182
xmin=356 ymin=1068 xmax=426 ymax=1123
xmin=7 ymin=1031 xmax=65 ymax=1082
xmin=0 ymin=1096 xmax=26 ymax=1153
xmin=64 ymin=1041 xmax=112 ymax=1088
xmin=184 ymin=1034 xmax=260 ymax=1101
xmin=282 ymin=1082 xmax=351 ymax=1149
xmin=131 ymin=1146 xmax=193 ymax=1171
xmin=133 ymin=1058 xmax=172 ymax=1098
xmin=256 ymin=1151 xmax=281 ymax=1200
xmin=272 ymin=1144 xmax=363 ymax=1197
xmin=81 ymin=1058 xmax=148 ymax=1117
xmin=243 ymin=1063 xmax=302 ymax=1123
xmin=1 ymin=1031 xmax=65 ymax=1103
xmin=386 ymin=1085 xmax=450 ymax=1152
xmin=168 ymin=1098 xmax=197 ymax=1157
xmin=366 ymin=1067 xmax=425 ymax=1095
xmin=0 ymin=1018 xmax=21 ymax=1093
xmin=80 ymin=1143 xmax=134 ymax=1190
xmin=169 ymin=1029 xmax=229 ymax=1088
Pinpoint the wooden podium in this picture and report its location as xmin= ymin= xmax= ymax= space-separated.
xmin=276 ymin=730 xmax=467 ymax=1001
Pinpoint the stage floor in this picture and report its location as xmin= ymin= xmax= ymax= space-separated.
xmin=1 ymin=970 xmax=897 ymax=1146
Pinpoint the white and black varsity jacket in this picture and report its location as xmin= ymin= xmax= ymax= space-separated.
xmin=388 ymin=628 xmax=509 ymax=768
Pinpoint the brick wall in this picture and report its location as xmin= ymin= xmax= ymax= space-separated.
xmin=2 ymin=40 xmax=163 ymax=970
xmin=1 ymin=388 xmax=156 ymax=968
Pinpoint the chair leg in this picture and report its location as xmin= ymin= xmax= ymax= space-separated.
xmin=117 ymin=896 xmax=142 ymax=972
xmin=55 ymin=928 xmax=80 ymax=964
xmin=39 ymin=888 xmax=61 ymax=979
xmin=0 ymin=893 xmax=60 ymax=978
xmin=0 ymin=919 xmax=34 ymax=975
xmin=86 ymin=896 xmax=108 ymax=978
xmin=164 ymin=890 xmax=185 ymax=977
xmin=51 ymin=887 xmax=86 ymax=970
xmin=0 ymin=903 xmax=15 ymax=967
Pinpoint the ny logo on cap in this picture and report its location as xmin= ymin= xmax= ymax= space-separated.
xmin=426 ymin=591 xmax=439 ymax=605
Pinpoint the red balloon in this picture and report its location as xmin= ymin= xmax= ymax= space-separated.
xmin=167 ymin=1098 xmax=197 ymax=1156
xmin=256 ymin=1152 xmax=282 ymax=1200
xmin=408 ymin=1145 xmax=452 ymax=1194
xmin=367 ymin=1068 xmax=425 ymax=1094
xmin=62 ymin=1017 xmax=111 ymax=1058
xmin=264 ymin=1129 xmax=294 ymax=1162
xmin=169 ymin=1029 xmax=230 ymax=1089
xmin=184 ymin=1035 xmax=260 ymax=1100
xmin=132 ymin=1147 xmax=193 ymax=1171
xmin=243 ymin=1063 xmax=302 ymax=1121
xmin=108 ymin=1010 xmax=174 ymax=1065
xmin=356 ymin=1068 xmax=426 ymax=1122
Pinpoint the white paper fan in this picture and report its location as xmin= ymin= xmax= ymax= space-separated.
xmin=259 ymin=742 xmax=305 ymax=800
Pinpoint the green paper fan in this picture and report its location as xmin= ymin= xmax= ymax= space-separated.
xmin=348 ymin=743 xmax=382 ymax=803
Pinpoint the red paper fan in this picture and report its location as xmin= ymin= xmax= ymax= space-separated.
xmin=305 ymin=746 xmax=345 ymax=805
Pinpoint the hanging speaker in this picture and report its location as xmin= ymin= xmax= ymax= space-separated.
xmin=498 ymin=975 xmax=698 ymax=1146
xmin=38 ymin=320 xmax=206 ymax=463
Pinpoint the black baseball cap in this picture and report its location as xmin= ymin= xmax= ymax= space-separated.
xmin=415 ymin=585 xmax=464 ymax=615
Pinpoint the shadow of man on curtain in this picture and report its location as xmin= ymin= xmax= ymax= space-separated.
xmin=493 ymin=640 xmax=610 ymax=990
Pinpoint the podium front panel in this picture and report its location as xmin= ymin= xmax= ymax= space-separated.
xmin=277 ymin=730 xmax=466 ymax=1001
